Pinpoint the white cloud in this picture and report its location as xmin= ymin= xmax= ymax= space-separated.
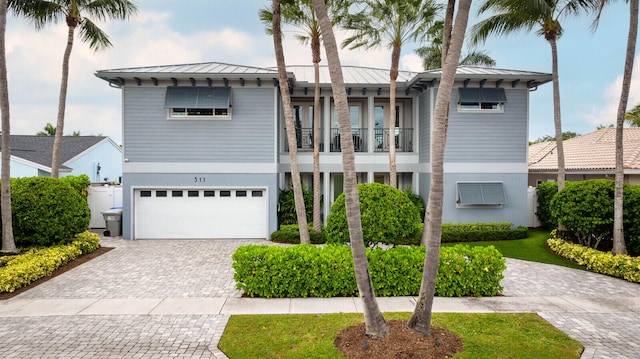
xmin=583 ymin=55 xmax=640 ymax=128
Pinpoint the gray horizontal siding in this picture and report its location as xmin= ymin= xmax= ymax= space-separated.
xmin=418 ymin=172 xmax=528 ymax=227
xmin=445 ymin=88 xmax=528 ymax=163
xmin=418 ymin=90 xmax=431 ymax=163
xmin=123 ymin=87 xmax=275 ymax=163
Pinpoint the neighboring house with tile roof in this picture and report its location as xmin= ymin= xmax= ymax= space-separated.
xmin=1 ymin=135 xmax=122 ymax=183
xmin=528 ymin=128 xmax=640 ymax=186
xmin=96 ymin=62 xmax=552 ymax=240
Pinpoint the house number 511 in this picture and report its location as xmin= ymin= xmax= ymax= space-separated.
xmin=194 ymin=177 xmax=206 ymax=183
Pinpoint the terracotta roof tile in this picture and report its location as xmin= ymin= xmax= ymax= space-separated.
xmin=528 ymin=128 xmax=640 ymax=171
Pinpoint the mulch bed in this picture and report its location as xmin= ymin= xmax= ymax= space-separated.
xmin=335 ymin=319 xmax=464 ymax=358
xmin=0 ymin=246 xmax=114 ymax=300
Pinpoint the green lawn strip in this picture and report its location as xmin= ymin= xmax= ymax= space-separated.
xmin=218 ymin=312 xmax=583 ymax=359
xmin=443 ymin=228 xmax=585 ymax=270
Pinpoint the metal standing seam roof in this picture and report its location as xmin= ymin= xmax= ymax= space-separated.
xmin=528 ymin=128 xmax=640 ymax=171
xmin=96 ymin=62 xmax=552 ymax=88
xmin=96 ymin=62 xmax=280 ymax=76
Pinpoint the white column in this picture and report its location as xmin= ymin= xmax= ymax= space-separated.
xmin=323 ymin=171 xmax=331 ymax=221
xmin=367 ymin=94 xmax=375 ymax=153
xmin=324 ymin=94 xmax=331 ymax=153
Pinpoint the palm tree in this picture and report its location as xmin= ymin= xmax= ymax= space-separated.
xmin=312 ymin=0 xmax=389 ymax=339
xmin=472 ymin=0 xmax=599 ymax=192
xmin=407 ymin=0 xmax=472 ymax=336
xmin=266 ymin=0 xmax=312 ymax=245
xmin=415 ymin=20 xmax=496 ymax=70
xmin=342 ymin=0 xmax=438 ymax=188
xmin=625 ymin=103 xmax=640 ymax=127
xmin=596 ymin=0 xmax=636 ymax=255
xmin=36 ymin=122 xmax=56 ymax=136
xmin=9 ymin=0 xmax=137 ymax=178
xmin=0 ymin=0 xmax=15 ymax=254
xmin=260 ymin=0 xmax=347 ymax=234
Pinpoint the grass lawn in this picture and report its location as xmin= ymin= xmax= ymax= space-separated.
xmin=218 ymin=312 xmax=583 ymax=359
xmin=443 ymin=228 xmax=585 ymax=270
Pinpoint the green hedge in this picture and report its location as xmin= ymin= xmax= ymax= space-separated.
xmin=270 ymin=224 xmax=326 ymax=244
xmin=536 ymin=182 xmax=559 ymax=229
xmin=325 ymin=183 xmax=422 ymax=246
xmin=547 ymin=237 xmax=640 ymax=283
xmin=10 ymin=176 xmax=90 ymax=247
xmin=441 ymin=222 xmax=527 ymax=242
xmin=60 ymin=174 xmax=91 ymax=199
xmin=232 ymin=244 xmax=505 ymax=298
xmin=0 ymin=231 xmax=100 ymax=293
xmin=549 ymin=180 xmax=640 ymax=254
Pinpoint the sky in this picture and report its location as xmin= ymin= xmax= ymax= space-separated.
xmin=4 ymin=0 xmax=639 ymax=145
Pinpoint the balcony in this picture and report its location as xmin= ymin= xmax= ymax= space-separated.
xmin=374 ymin=128 xmax=414 ymax=152
xmin=330 ymin=128 xmax=367 ymax=152
xmin=283 ymin=128 xmax=323 ymax=152
xmin=283 ymin=127 xmax=413 ymax=153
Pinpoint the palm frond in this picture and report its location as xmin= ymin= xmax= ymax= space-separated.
xmin=78 ymin=17 xmax=111 ymax=51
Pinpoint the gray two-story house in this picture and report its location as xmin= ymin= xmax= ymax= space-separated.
xmin=95 ymin=62 xmax=551 ymax=240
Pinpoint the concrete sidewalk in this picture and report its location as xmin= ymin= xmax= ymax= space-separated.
xmin=1 ymin=236 xmax=639 ymax=358
xmin=2 ymin=295 xmax=639 ymax=317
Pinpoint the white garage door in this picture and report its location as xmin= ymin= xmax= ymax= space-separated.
xmin=134 ymin=188 xmax=267 ymax=239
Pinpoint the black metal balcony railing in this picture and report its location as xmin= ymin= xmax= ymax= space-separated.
xmin=330 ymin=128 xmax=367 ymax=152
xmin=283 ymin=127 xmax=413 ymax=153
xmin=283 ymin=128 xmax=324 ymax=152
xmin=373 ymin=128 xmax=413 ymax=152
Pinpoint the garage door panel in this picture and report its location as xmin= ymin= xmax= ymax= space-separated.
xmin=135 ymin=189 xmax=267 ymax=239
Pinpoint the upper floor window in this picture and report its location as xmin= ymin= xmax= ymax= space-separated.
xmin=457 ymin=88 xmax=506 ymax=112
xmin=165 ymin=86 xmax=232 ymax=119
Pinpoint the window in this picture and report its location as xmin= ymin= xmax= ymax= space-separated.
xmin=252 ymin=190 xmax=263 ymax=197
xmin=172 ymin=190 xmax=183 ymax=197
xmin=236 ymin=190 xmax=247 ymax=197
xmin=204 ymin=190 xmax=215 ymax=197
xmin=188 ymin=191 xmax=199 ymax=197
xmin=220 ymin=190 xmax=231 ymax=197
xmin=156 ymin=191 xmax=167 ymax=197
xmin=458 ymin=88 xmax=506 ymax=112
xmin=165 ymin=87 xmax=231 ymax=119
xmin=457 ymin=182 xmax=506 ymax=207
xmin=140 ymin=190 xmax=151 ymax=197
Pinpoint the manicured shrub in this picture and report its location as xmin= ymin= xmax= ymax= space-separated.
xmin=60 ymin=174 xmax=91 ymax=199
xmin=270 ymin=224 xmax=326 ymax=244
xmin=536 ymin=182 xmax=558 ymax=229
xmin=325 ymin=183 xmax=422 ymax=246
xmin=404 ymin=186 xmax=425 ymax=221
xmin=232 ymin=244 xmax=505 ymax=298
xmin=551 ymin=180 xmax=614 ymax=249
xmin=550 ymin=179 xmax=640 ymax=254
xmin=277 ymin=185 xmax=315 ymax=226
xmin=547 ymin=237 xmax=640 ymax=283
xmin=10 ymin=177 xmax=90 ymax=247
xmin=440 ymin=222 xmax=527 ymax=242
xmin=0 ymin=231 xmax=100 ymax=293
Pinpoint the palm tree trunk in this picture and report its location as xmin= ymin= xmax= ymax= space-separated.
xmin=407 ymin=0 xmax=471 ymax=336
xmin=549 ymin=37 xmax=565 ymax=191
xmin=51 ymin=25 xmax=75 ymax=178
xmin=389 ymin=43 xmax=400 ymax=188
xmin=312 ymin=0 xmax=388 ymax=339
xmin=312 ymin=37 xmax=322 ymax=233
xmin=613 ymin=0 xmax=637 ymax=255
xmin=0 ymin=0 xmax=15 ymax=254
xmin=272 ymin=0 xmax=311 ymax=244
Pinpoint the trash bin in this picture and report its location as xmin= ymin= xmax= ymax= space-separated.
xmin=102 ymin=207 xmax=123 ymax=237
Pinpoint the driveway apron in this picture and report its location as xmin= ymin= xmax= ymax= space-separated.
xmin=1 ymin=237 xmax=639 ymax=358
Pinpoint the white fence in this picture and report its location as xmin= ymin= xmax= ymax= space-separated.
xmin=88 ymin=186 xmax=123 ymax=228
xmin=527 ymin=186 xmax=541 ymax=228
